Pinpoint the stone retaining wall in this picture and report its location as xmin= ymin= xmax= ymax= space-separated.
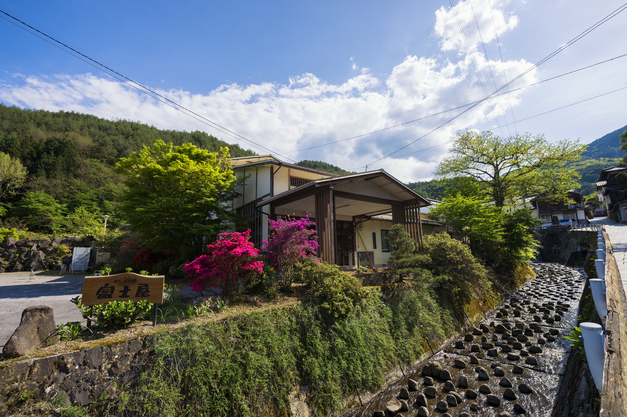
xmin=0 ymin=337 xmax=150 ymax=416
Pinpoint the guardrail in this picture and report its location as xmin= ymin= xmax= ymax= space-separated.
xmin=584 ymin=227 xmax=627 ymax=416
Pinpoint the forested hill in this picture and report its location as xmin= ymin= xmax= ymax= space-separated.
xmin=581 ymin=123 xmax=627 ymax=160
xmin=0 ymin=104 xmax=255 ymax=164
xmin=0 ymin=105 xmax=255 ymax=231
xmin=296 ymin=160 xmax=352 ymax=175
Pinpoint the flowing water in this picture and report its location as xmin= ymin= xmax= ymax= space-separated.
xmin=346 ymin=263 xmax=585 ymax=417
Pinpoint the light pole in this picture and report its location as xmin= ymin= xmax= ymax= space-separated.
xmin=103 ymin=215 xmax=110 ymax=236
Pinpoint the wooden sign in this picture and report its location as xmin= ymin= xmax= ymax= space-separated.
xmin=81 ymin=272 xmax=165 ymax=306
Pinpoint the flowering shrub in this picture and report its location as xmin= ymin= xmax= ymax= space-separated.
xmin=184 ymin=230 xmax=264 ymax=294
xmin=133 ymin=247 xmax=166 ymax=272
xmin=262 ymin=215 xmax=319 ymax=284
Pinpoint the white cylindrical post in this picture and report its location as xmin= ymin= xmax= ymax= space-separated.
xmin=596 ymin=250 xmax=605 ymax=261
xmin=580 ymin=322 xmax=605 ymax=391
xmin=595 ymin=259 xmax=606 ymax=281
xmin=589 ymin=279 xmax=607 ymax=320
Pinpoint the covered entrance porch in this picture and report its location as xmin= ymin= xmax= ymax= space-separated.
xmin=256 ymin=170 xmax=430 ymax=265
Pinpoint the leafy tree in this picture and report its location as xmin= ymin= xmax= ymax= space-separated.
xmin=429 ymin=193 xmax=503 ymax=257
xmin=116 ymin=140 xmax=242 ymax=259
xmin=0 ymin=152 xmax=27 ymax=201
xmin=434 ymin=130 xmax=586 ymax=206
xmin=498 ymin=209 xmax=540 ymax=271
xmin=10 ymin=191 xmax=66 ymax=234
xmin=62 ymin=206 xmax=104 ymax=235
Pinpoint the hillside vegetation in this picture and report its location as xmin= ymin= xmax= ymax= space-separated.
xmin=0 ymin=105 xmax=254 ymax=230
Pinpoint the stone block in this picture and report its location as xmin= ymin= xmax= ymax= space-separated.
xmin=3 ymin=305 xmax=60 ymax=358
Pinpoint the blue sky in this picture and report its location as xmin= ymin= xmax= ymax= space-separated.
xmin=0 ymin=0 xmax=626 ymax=182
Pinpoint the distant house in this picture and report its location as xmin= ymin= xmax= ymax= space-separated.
xmin=596 ymin=166 xmax=627 ymax=222
xmin=230 ymin=155 xmax=435 ymax=268
xmin=530 ymin=190 xmax=591 ymax=225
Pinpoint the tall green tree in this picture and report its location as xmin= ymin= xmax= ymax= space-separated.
xmin=116 ymin=140 xmax=242 ymax=259
xmin=0 ymin=152 xmax=27 ymax=201
xmin=10 ymin=191 xmax=66 ymax=234
xmin=433 ymin=130 xmax=586 ymax=206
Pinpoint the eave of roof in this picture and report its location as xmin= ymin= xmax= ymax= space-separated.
xmin=231 ymin=156 xmax=339 ymax=177
xmin=256 ymin=169 xmax=430 ymax=208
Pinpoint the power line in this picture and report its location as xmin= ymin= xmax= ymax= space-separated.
xmin=291 ymin=52 xmax=627 ymax=154
xmin=353 ymin=2 xmax=627 ymax=170
xmin=400 ymin=84 xmax=627 ymax=158
xmin=0 ymin=9 xmax=298 ymax=162
xmin=468 ymin=0 xmax=511 ymax=136
xmin=488 ymin=0 xmax=518 ymax=133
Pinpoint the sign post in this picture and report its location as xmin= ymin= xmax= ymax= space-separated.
xmin=81 ymin=272 xmax=165 ymax=326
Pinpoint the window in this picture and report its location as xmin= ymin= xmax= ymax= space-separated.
xmin=381 ymin=229 xmax=391 ymax=252
xmin=290 ymin=176 xmax=311 ymax=188
xmin=235 ymin=198 xmax=263 ymax=248
xmin=372 ymin=232 xmax=377 ymax=249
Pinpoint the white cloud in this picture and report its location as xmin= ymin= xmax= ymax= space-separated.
xmin=434 ymin=0 xmax=518 ymax=54
xmin=0 ymin=1 xmax=537 ymax=183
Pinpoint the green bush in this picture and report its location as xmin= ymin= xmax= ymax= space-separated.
xmin=0 ymin=227 xmax=18 ymax=242
xmin=422 ymin=233 xmax=490 ymax=309
xmin=295 ymin=260 xmax=367 ymax=322
xmin=101 ymin=285 xmax=458 ymax=417
xmin=71 ymin=296 xmax=153 ymax=328
xmin=244 ymin=264 xmax=278 ymax=299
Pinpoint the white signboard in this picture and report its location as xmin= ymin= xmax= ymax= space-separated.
xmin=71 ymin=247 xmax=91 ymax=273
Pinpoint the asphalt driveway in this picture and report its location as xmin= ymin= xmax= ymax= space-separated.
xmin=0 ymin=272 xmax=85 ymax=350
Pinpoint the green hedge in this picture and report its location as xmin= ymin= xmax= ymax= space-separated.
xmin=104 ymin=283 xmax=457 ymax=416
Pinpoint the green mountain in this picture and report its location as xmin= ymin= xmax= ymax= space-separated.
xmin=296 ymin=160 xmax=352 ymax=175
xmin=0 ymin=105 xmax=255 ymax=231
xmin=581 ymin=123 xmax=627 ymax=159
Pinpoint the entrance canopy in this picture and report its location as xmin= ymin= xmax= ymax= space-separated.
xmin=257 ymin=170 xmax=430 ymax=263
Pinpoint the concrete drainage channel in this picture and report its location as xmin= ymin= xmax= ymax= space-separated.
xmin=347 ymin=263 xmax=585 ymax=417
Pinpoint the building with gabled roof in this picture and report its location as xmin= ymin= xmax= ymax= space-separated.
xmin=231 ymin=155 xmax=434 ymax=267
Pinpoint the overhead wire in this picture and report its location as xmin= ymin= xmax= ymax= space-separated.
xmin=351 ymin=2 xmax=627 ymax=171
xmin=0 ymin=9 xmax=298 ymax=162
xmin=488 ymin=0 xmax=518 ymax=133
xmin=400 ymin=84 xmax=627 ymax=158
xmin=290 ymin=52 xmax=627 ymax=154
xmin=468 ymin=0 xmax=511 ymax=135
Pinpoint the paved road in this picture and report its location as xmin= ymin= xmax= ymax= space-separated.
xmin=0 ymin=272 xmax=85 ymax=350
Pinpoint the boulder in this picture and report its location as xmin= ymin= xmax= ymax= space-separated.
xmin=408 ymin=378 xmax=418 ymax=391
xmin=436 ymin=400 xmax=449 ymax=412
xmin=385 ymin=399 xmax=402 ymax=415
xmin=415 ymin=393 xmax=428 ymax=407
xmin=398 ymin=387 xmax=409 ymax=400
xmin=417 ymin=406 xmax=429 ymax=417
xmin=503 ymin=388 xmax=517 ymax=400
xmin=443 ymin=381 xmax=455 ymax=391
xmin=479 ymin=384 xmax=491 ymax=394
xmin=445 ymin=393 xmax=458 ymax=406
xmin=439 ymin=369 xmax=452 ymax=381
xmin=486 ymin=394 xmax=501 ymax=406
xmin=458 ymin=375 xmax=469 ymax=388
xmin=11 ymin=261 xmax=24 ymax=272
xmin=465 ymin=389 xmax=477 ymax=399
xmin=424 ymin=386 xmax=438 ymax=398
xmin=3 ymin=305 xmax=60 ymax=358
xmin=1 ymin=237 xmax=17 ymax=250
xmin=25 ymin=250 xmax=47 ymax=271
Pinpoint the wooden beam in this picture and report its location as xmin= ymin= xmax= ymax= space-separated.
xmin=334 ymin=190 xmax=409 ymax=207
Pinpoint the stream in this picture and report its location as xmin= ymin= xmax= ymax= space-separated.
xmin=346 ymin=262 xmax=585 ymax=417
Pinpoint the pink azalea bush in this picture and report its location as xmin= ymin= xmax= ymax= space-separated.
xmin=184 ymin=230 xmax=264 ymax=294
xmin=262 ymin=215 xmax=319 ymax=281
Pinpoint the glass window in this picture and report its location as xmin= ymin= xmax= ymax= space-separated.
xmin=372 ymin=232 xmax=377 ymax=249
xmin=381 ymin=229 xmax=390 ymax=252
